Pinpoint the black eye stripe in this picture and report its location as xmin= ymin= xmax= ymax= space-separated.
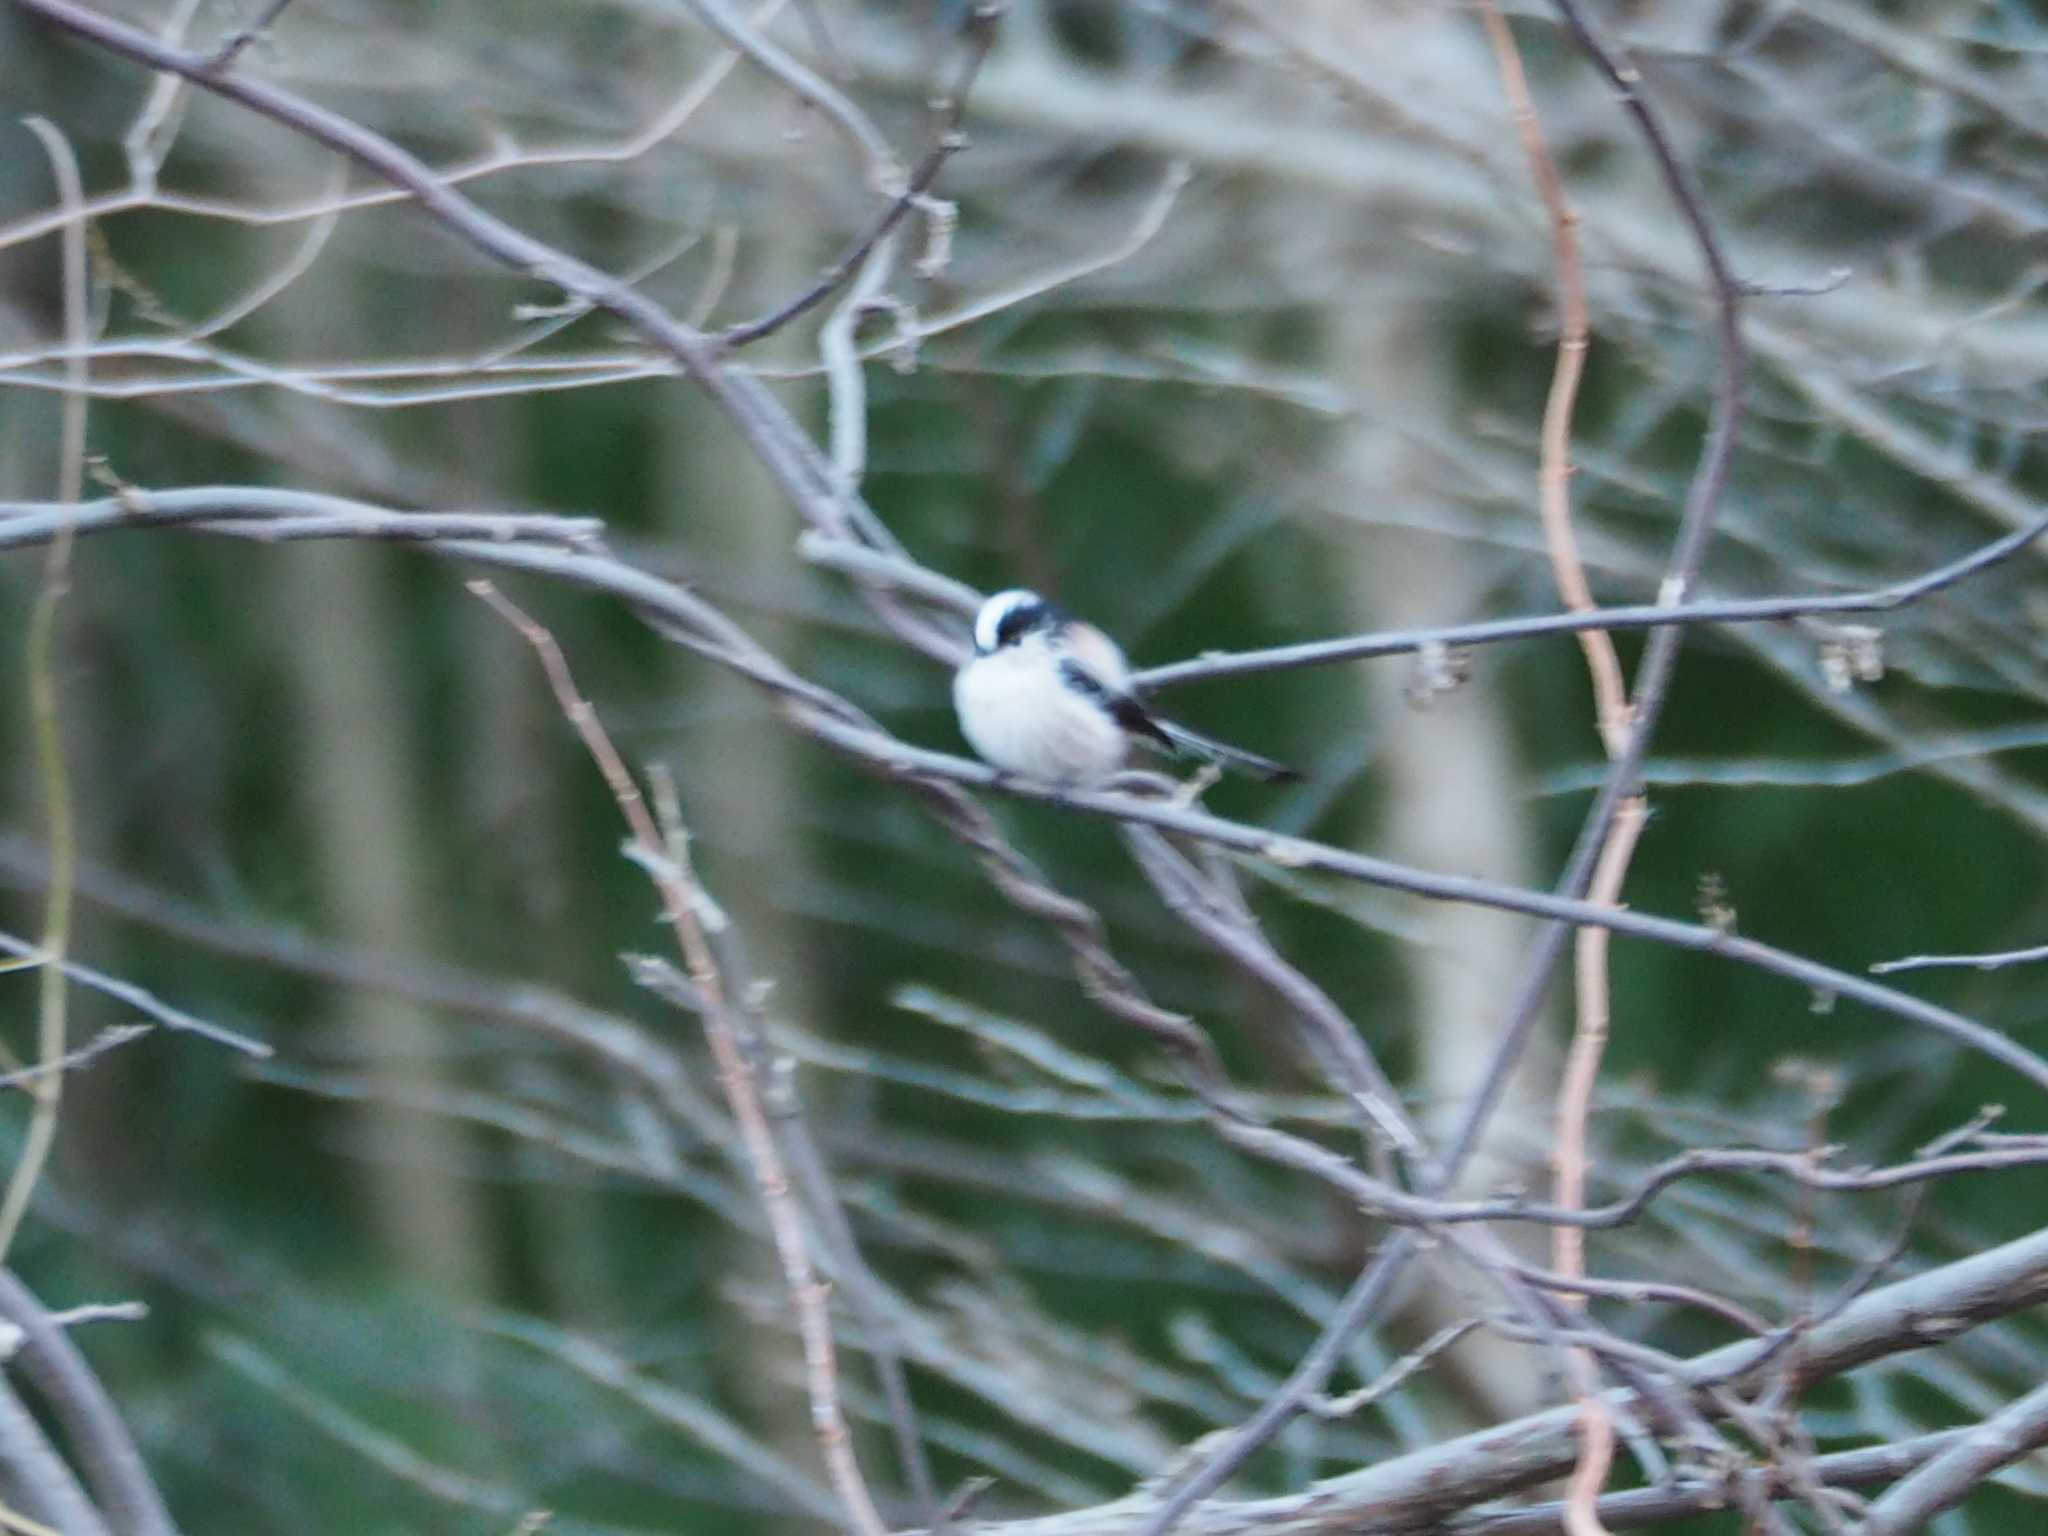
xmin=992 ymin=598 xmax=1068 ymax=649
xmin=996 ymin=602 xmax=1042 ymax=647
xmin=974 ymin=592 xmax=1072 ymax=652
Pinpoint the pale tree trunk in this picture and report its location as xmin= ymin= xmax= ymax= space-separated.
xmin=255 ymin=180 xmax=491 ymax=1302
xmin=273 ymin=534 xmax=493 ymax=1297
xmin=1293 ymin=0 xmax=1560 ymax=1424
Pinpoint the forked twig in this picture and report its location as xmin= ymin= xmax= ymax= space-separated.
xmin=717 ymin=2 xmax=1001 ymax=351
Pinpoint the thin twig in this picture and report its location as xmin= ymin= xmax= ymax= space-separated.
xmin=1497 ymin=1261 xmax=1770 ymax=1337
xmin=209 ymin=1335 xmax=524 ymax=1517
xmin=1474 ymin=0 xmax=1625 ymax=755
xmin=1423 ymin=0 xmax=1765 ymax=1254
xmin=1128 ymin=509 xmax=2048 ymax=693
xmin=634 ymin=771 xmax=950 ymax=1533
xmin=717 ymin=2 xmax=1001 ymax=351
xmin=0 ymin=932 xmax=269 ymax=1058
xmin=681 ymin=0 xmax=900 ymax=188
xmin=0 ymin=1026 xmax=152 ymax=1091
xmin=38 ymin=1303 xmax=148 ymax=1330
xmin=1303 ymin=1321 xmax=1479 ymax=1420
xmin=468 ymin=580 xmax=888 ymax=1536
xmin=1473 ymin=5 xmax=1622 ymax=1523
xmin=1871 ymin=941 xmax=2048 ymax=976
xmin=0 ymin=118 xmax=88 ymax=1267
xmin=1552 ymin=806 xmax=1637 ymax=1536
xmin=202 ymin=0 xmax=294 ymax=71
xmin=1296 ymin=1141 xmax=2048 ymax=1234
xmin=0 ymin=487 xmax=605 ymax=551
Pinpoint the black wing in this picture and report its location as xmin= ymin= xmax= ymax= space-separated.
xmin=1057 ymin=658 xmax=1176 ymax=752
xmin=1059 ymin=659 xmax=1299 ymax=782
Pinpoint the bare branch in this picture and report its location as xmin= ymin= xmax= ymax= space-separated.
xmin=679 ymin=0 xmax=901 ymax=189
xmin=0 ymin=114 xmax=89 ymax=1271
xmin=470 ymin=581 xmax=889 ymax=1536
xmin=477 ymin=1310 xmax=845 ymax=1526
xmin=1858 ymin=1378 xmax=2048 ymax=1534
xmin=207 ymin=1335 xmax=524 ymax=1519
xmin=0 ymin=490 xmax=2029 ymax=1090
xmin=1130 ymin=510 xmax=2048 ymax=692
xmin=7 ymin=16 xmax=2043 ymax=1534
xmin=1304 ymin=1322 xmax=1480 ymax=1421
xmin=0 ymin=1271 xmax=175 ymax=1536
xmin=0 ymin=1379 xmax=108 ymax=1536
xmin=627 ymin=817 xmax=950 ymax=1533
xmin=948 ymin=1222 xmax=2048 ymax=1536
xmin=1872 ymin=941 xmax=2048 ymax=977
xmin=716 ymin=3 xmax=1001 ymax=351
xmin=201 ymin=0 xmax=294 ymax=72
xmin=0 ymin=488 xmax=604 ymax=551
xmin=0 ymin=931 xmax=269 ymax=1058
xmin=1445 ymin=1429 xmax=1959 ymax=1535
xmin=0 ymin=1025 xmax=151 ymax=1090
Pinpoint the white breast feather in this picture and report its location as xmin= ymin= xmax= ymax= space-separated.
xmin=954 ymin=640 xmax=1128 ymax=784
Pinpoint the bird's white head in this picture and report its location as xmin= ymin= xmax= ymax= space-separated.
xmin=972 ymin=589 xmax=1056 ymax=655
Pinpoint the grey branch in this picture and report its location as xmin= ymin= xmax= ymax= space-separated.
xmin=0 ymin=931 xmax=269 ymax=1058
xmin=0 ymin=490 xmax=2037 ymax=1091
xmin=1448 ymin=1429 xmax=1963 ymax=1535
xmin=1856 ymin=1378 xmax=2048 ymax=1535
xmin=0 ymin=487 xmax=604 ymax=552
xmin=948 ymin=1222 xmax=2048 ymax=1536
xmin=0 ymin=1376 xmax=109 ymax=1536
xmin=0 ymin=1271 xmax=177 ymax=1536
xmin=1871 ymin=941 xmax=2048 ymax=976
xmin=0 ymin=1024 xmax=152 ymax=1089
xmin=1131 ymin=510 xmax=2048 ymax=693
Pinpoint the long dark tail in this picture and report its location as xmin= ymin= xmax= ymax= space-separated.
xmin=1158 ymin=720 xmax=1301 ymax=783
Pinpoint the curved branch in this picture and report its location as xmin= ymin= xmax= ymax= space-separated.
xmin=0 ymin=1271 xmax=175 ymax=1536
xmin=1354 ymin=1144 xmax=2048 ymax=1233
xmin=0 ymin=1377 xmax=109 ymax=1536
xmin=1858 ymin=1379 xmax=2048 ymax=1535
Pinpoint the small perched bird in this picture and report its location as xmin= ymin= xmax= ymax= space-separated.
xmin=953 ymin=589 xmax=1299 ymax=786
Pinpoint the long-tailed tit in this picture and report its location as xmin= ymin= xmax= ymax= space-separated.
xmin=953 ymin=589 xmax=1298 ymax=786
